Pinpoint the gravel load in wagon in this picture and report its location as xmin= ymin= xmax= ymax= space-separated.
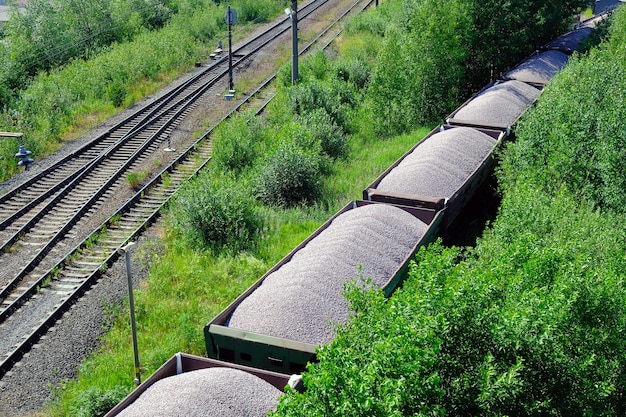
xmin=374 ymin=127 xmax=497 ymax=200
xmin=115 ymin=367 xmax=282 ymax=417
xmin=448 ymin=80 xmax=540 ymax=128
xmin=227 ymin=203 xmax=428 ymax=345
xmin=543 ymin=26 xmax=593 ymax=53
xmin=502 ymin=50 xmax=569 ymax=84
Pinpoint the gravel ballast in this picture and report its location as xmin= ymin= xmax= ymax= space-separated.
xmin=227 ymin=203 xmax=428 ymax=345
xmin=375 ymin=127 xmax=497 ymax=200
xmin=115 ymin=367 xmax=283 ymax=417
xmin=503 ymin=50 xmax=569 ymax=84
xmin=450 ymin=80 xmax=540 ymax=127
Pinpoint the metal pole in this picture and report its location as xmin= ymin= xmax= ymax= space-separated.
xmin=120 ymin=242 xmax=141 ymax=385
xmin=228 ymin=5 xmax=234 ymax=91
xmin=291 ymin=0 xmax=299 ymax=85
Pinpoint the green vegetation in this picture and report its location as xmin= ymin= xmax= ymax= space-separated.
xmin=167 ymin=174 xmax=263 ymax=253
xmin=125 ymin=170 xmax=149 ymax=190
xmin=49 ymin=120 xmax=428 ymax=417
xmin=272 ymin=5 xmax=626 ymax=416
xmin=42 ymin=11 xmax=433 ymax=415
xmin=500 ymin=10 xmax=626 ymax=213
xmin=364 ymin=0 xmax=588 ymax=136
xmin=22 ymin=0 xmax=606 ymax=415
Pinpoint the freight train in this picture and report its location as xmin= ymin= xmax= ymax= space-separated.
xmin=104 ymin=19 xmax=597 ymax=417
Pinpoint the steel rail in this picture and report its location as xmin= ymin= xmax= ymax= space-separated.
xmin=0 ymin=40 xmax=255 ymax=305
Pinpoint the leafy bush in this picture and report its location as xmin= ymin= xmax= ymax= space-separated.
xmin=500 ymin=5 xmax=626 ymax=213
xmin=70 ymin=385 xmax=129 ymax=417
xmin=106 ymin=81 xmax=127 ymax=107
xmin=334 ymin=56 xmax=371 ymax=91
xmin=169 ymin=174 xmax=262 ymax=252
xmin=300 ymin=50 xmax=331 ymax=82
xmin=212 ymin=111 xmax=264 ymax=175
xmin=296 ymin=109 xmax=347 ymax=160
xmin=287 ymin=79 xmax=352 ymax=133
xmin=254 ymin=141 xmax=323 ymax=207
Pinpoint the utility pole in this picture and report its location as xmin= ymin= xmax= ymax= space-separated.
xmin=119 ymin=241 xmax=141 ymax=386
xmin=290 ymin=0 xmax=299 ymax=85
xmin=227 ymin=5 xmax=235 ymax=91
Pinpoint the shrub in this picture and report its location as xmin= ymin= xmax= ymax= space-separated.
xmin=70 ymin=385 xmax=129 ymax=417
xmin=296 ymin=109 xmax=347 ymax=160
xmin=106 ymin=81 xmax=127 ymax=107
xmin=500 ymin=5 xmax=626 ymax=213
xmin=288 ymin=79 xmax=351 ymax=132
xmin=212 ymin=111 xmax=264 ymax=175
xmin=254 ymin=141 xmax=322 ymax=207
xmin=334 ymin=57 xmax=371 ymax=91
xmin=169 ymin=174 xmax=262 ymax=252
xmin=300 ymin=50 xmax=331 ymax=82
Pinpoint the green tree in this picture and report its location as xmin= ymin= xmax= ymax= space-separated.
xmin=367 ymin=0 xmax=471 ymax=134
xmin=501 ymin=5 xmax=626 ymax=212
xmin=466 ymin=0 xmax=589 ymax=91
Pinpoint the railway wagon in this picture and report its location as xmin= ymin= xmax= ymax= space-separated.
xmin=501 ymin=50 xmax=570 ymax=86
xmin=205 ymin=200 xmax=442 ymax=374
xmin=363 ymin=125 xmax=506 ymax=229
xmin=543 ymin=25 xmax=594 ymax=54
xmin=104 ymin=352 xmax=299 ymax=417
xmin=500 ymin=22 xmax=600 ymax=88
xmin=446 ymin=79 xmax=542 ymax=131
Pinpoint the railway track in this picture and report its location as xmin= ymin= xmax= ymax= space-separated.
xmin=0 ymin=0 xmax=331 ymax=240
xmin=0 ymin=0 xmax=375 ymax=377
